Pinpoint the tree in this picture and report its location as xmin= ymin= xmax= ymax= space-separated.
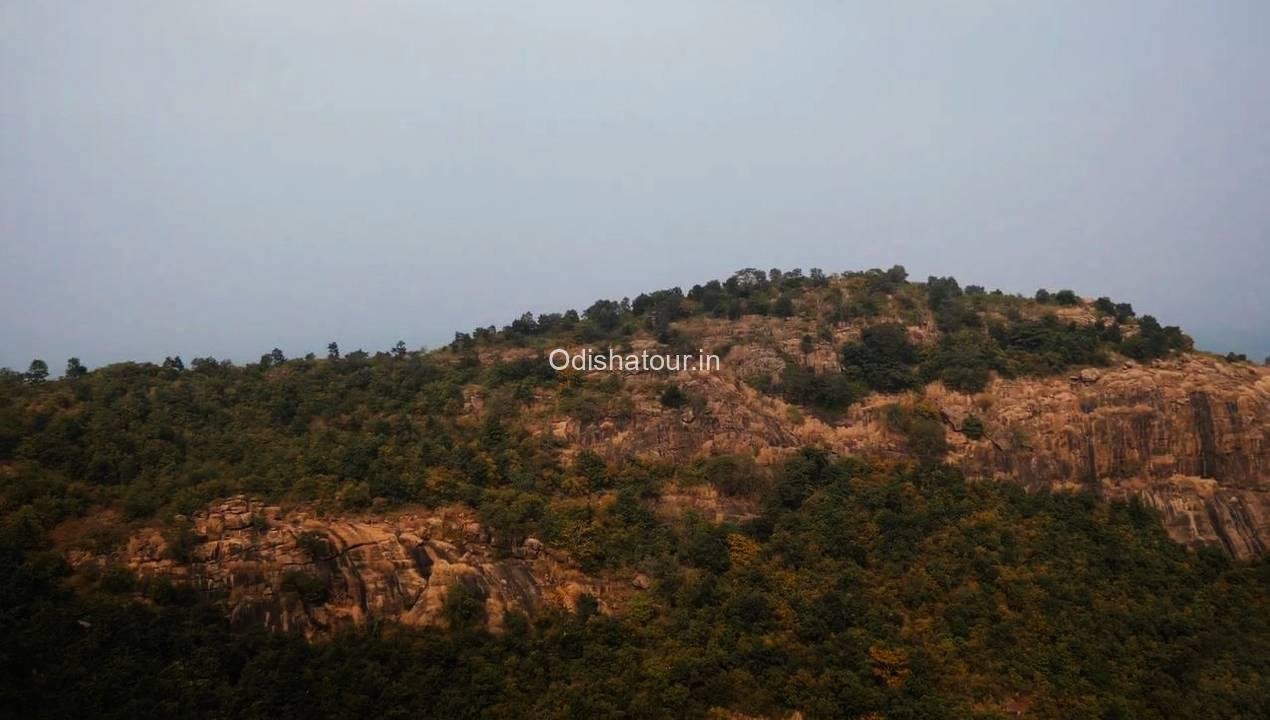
xmin=509 ymin=312 xmax=538 ymax=335
xmin=270 ymin=348 xmax=286 ymax=365
xmin=773 ymin=295 xmax=795 ymax=317
xmin=727 ymin=268 xmax=769 ymax=293
xmin=25 ymin=359 xmax=48 ymax=384
xmin=1121 ymin=315 xmax=1188 ymax=361
xmin=1054 ymin=289 xmax=1079 ymax=306
xmin=392 ymin=340 xmax=408 ymax=358
xmin=926 ymin=276 xmax=962 ymax=310
xmin=1034 ymin=289 xmax=1052 ymax=304
xmin=921 ymin=330 xmax=1004 ymax=393
xmin=840 ymin=323 xmax=919 ymax=392
xmin=161 ymin=356 xmax=184 ymax=371
xmin=584 ymin=299 xmax=623 ymax=332
xmin=190 ymin=357 xmax=221 ymax=372
xmin=327 ymin=342 xmax=340 ymax=360
xmin=65 ymin=357 xmax=88 ymax=379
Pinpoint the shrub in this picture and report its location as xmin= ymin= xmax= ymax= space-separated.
xmin=692 ymin=454 xmax=765 ymax=497
xmin=841 ymin=323 xmax=919 ymax=393
xmin=295 ymin=530 xmax=329 ymax=559
xmin=778 ymin=364 xmax=861 ymax=412
xmin=961 ymin=415 xmax=985 ymax=440
xmin=921 ymin=330 xmax=1005 ymax=393
xmin=773 ymin=295 xmax=795 ymax=317
xmin=906 ymin=416 xmax=948 ymax=463
xmin=885 ymin=404 xmax=948 ymax=464
xmin=659 ymin=384 xmax=686 ymax=408
xmin=443 ymin=581 xmax=487 ymax=629
xmin=1054 ymin=289 xmax=1079 ymax=306
xmin=280 ymin=570 xmax=329 ymax=604
xmin=1119 ymin=315 xmax=1189 ymax=361
xmin=99 ymin=564 xmax=136 ymax=594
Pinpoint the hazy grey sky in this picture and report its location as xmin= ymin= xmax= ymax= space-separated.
xmin=3 ymin=2 xmax=1267 ymax=371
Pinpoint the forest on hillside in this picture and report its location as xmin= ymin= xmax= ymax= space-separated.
xmin=2 ymin=268 xmax=1267 ymax=719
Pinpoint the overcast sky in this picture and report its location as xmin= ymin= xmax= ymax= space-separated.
xmin=2 ymin=2 xmax=1267 ymax=371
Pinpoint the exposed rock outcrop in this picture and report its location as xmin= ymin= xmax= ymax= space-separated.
xmin=85 ymin=498 xmax=608 ymax=638
xmin=941 ymin=356 xmax=1268 ymax=558
xmin=535 ymin=353 xmax=1268 ymax=558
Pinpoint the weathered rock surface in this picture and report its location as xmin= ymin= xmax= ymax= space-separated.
xmin=533 ymin=352 xmax=1268 ymax=558
xmin=87 ymin=498 xmax=608 ymax=638
xmin=939 ymin=356 xmax=1268 ymax=558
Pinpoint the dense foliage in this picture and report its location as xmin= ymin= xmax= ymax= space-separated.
xmin=3 ymin=455 xmax=1267 ymax=719
xmin=1 ymin=267 xmax=1257 ymax=719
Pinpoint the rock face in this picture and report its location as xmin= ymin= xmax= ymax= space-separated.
xmin=92 ymin=498 xmax=606 ymax=638
xmin=935 ymin=356 xmax=1268 ymax=558
xmin=534 ymin=353 xmax=1269 ymax=558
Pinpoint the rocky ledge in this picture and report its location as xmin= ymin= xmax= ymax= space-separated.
xmin=535 ymin=354 xmax=1268 ymax=558
xmin=79 ymin=498 xmax=608 ymax=638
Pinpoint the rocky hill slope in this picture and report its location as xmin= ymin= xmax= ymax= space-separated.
xmin=42 ymin=270 xmax=1263 ymax=638
xmin=526 ymin=351 xmax=1268 ymax=558
xmin=7 ymin=269 xmax=1270 ymax=719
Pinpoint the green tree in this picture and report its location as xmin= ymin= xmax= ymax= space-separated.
xmin=1054 ymin=289 xmax=1079 ymax=306
xmin=961 ymin=414 xmax=985 ymax=440
xmin=773 ymin=295 xmax=795 ymax=317
xmin=584 ymin=299 xmax=623 ymax=332
xmin=64 ymin=357 xmax=87 ymax=379
xmin=25 ymin=359 xmax=48 ymax=384
xmin=921 ymin=330 xmax=1005 ymax=393
xmin=840 ymin=323 xmax=918 ymax=392
xmin=443 ymin=582 xmax=487 ymax=629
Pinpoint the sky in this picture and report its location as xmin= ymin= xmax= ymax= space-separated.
xmin=2 ymin=1 xmax=1267 ymax=372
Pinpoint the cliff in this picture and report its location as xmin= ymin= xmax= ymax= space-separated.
xmin=532 ymin=348 xmax=1268 ymax=558
xmin=76 ymin=497 xmax=610 ymax=638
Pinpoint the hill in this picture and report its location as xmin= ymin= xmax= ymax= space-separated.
xmin=1 ymin=267 xmax=1268 ymax=719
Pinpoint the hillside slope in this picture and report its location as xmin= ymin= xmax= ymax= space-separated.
xmin=2 ymin=267 xmax=1268 ymax=719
